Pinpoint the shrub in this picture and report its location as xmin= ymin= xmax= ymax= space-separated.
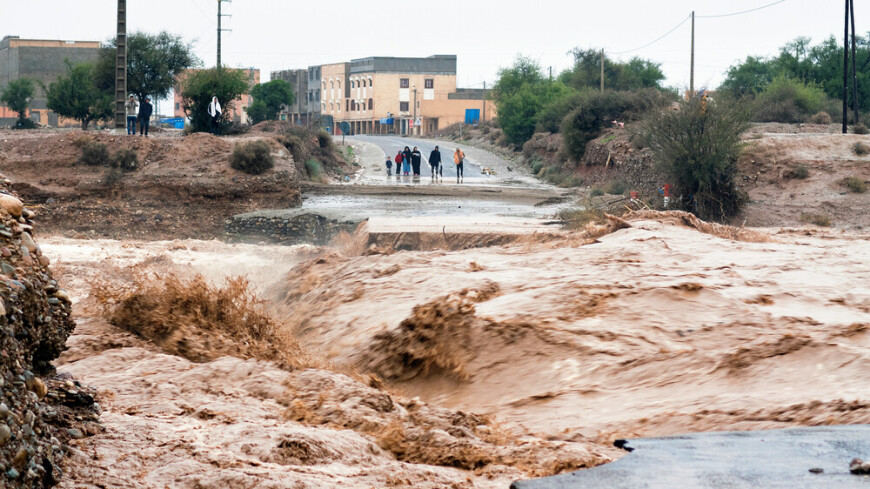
xmin=229 ymin=140 xmax=274 ymax=175
xmin=638 ymin=95 xmax=750 ymax=221
xmin=590 ymin=188 xmax=604 ymax=197
xmin=72 ymin=134 xmax=93 ymax=147
xmin=854 ymin=142 xmax=870 ymax=156
xmin=316 ymin=129 xmax=332 ymax=149
xmin=753 ymin=76 xmax=827 ymax=123
xmin=178 ymin=67 xmax=251 ymax=134
xmin=101 ymin=167 xmax=123 ymax=187
xmin=788 ymin=164 xmax=809 ymax=179
xmin=800 ymin=213 xmax=831 ymax=227
xmin=851 ymin=123 xmax=870 ymax=135
xmin=557 ymin=205 xmax=606 ymax=230
xmin=112 ymin=149 xmax=139 ymax=172
xmin=560 ymin=176 xmax=584 ymax=187
xmin=78 ymin=141 xmax=110 ymax=166
xmin=304 ymin=159 xmax=325 ymax=183
xmin=604 ymin=181 xmax=626 ymax=195
xmin=808 ymin=111 xmax=832 ymax=124
xmin=842 ymin=176 xmax=867 ymax=193
xmin=530 ymin=159 xmax=545 ymax=175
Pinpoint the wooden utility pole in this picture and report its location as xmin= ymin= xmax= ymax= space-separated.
xmin=843 ymin=0 xmax=849 ymax=133
xmin=600 ymin=49 xmax=604 ymax=93
xmin=850 ymin=0 xmax=859 ymax=124
xmin=114 ymin=0 xmax=127 ymax=129
xmin=482 ymin=81 xmax=486 ymax=122
xmin=690 ymin=11 xmax=695 ymax=95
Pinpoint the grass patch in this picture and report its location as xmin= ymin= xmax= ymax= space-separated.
xmin=853 ymin=142 xmax=870 ymax=156
xmin=842 ymin=176 xmax=867 ymax=193
xmin=604 ymin=181 xmax=626 ymax=195
xmin=800 ymin=213 xmax=832 ymax=227
xmin=305 ymin=159 xmax=325 ymax=183
xmin=599 ymin=134 xmax=616 ymax=144
xmin=557 ymin=206 xmax=606 ymax=230
xmin=590 ymin=188 xmax=604 ymax=197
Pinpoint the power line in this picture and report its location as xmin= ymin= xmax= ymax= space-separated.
xmin=610 ymin=14 xmax=691 ymax=55
xmin=696 ymin=0 xmax=787 ymax=18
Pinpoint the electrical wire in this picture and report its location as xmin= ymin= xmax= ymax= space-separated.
xmin=696 ymin=0 xmax=787 ymax=18
xmin=610 ymin=14 xmax=692 ymax=55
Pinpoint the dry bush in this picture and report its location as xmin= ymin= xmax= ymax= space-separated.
xmin=787 ymin=164 xmax=810 ymax=179
xmin=78 ymin=141 xmax=110 ymax=166
xmin=112 ymin=148 xmax=139 ymax=172
xmin=800 ymin=212 xmax=832 ymax=227
xmin=808 ymin=111 xmax=832 ymax=124
xmin=72 ymin=134 xmax=93 ymax=147
xmin=851 ymin=123 xmax=870 ymax=135
xmin=230 ymin=140 xmax=274 ymax=175
xmin=842 ymin=176 xmax=867 ymax=193
xmin=854 ymin=142 xmax=870 ymax=156
xmin=91 ymin=269 xmax=306 ymax=369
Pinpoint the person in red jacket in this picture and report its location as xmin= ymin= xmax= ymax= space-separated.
xmin=394 ymin=151 xmax=403 ymax=178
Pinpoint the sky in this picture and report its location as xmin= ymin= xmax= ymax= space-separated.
xmin=0 ymin=0 xmax=864 ymax=93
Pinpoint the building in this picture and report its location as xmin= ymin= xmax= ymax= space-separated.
xmin=320 ymin=62 xmax=349 ymax=131
xmin=0 ymin=35 xmax=101 ymax=127
xmin=270 ymin=68 xmax=308 ymax=124
xmin=173 ymin=68 xmax=260 ymax=125
xmin=325 ymin=55 xmax=493 ymax=136
xmin=306 ymin=65 xmax=322 ymax=127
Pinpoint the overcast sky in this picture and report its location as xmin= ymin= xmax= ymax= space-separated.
xmin=0 ymin=0 xmax=863 ymax=92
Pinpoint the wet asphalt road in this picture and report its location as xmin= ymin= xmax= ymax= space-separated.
xmin=349 ymin=135 xmax=481 ymax=180
xmin=511 ymin=425 xmax=870 ymax=489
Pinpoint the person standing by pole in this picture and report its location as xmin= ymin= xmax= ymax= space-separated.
xmin=453 ymin=147 xmax=465 ymax=183
xmin=125 ymin=95 xmax=138 ymax=135
xmin=402 ymin=146 xmax=412 ymax=176
xmin=208 ymin=96 xmax=222 ymax=135
xmin=138 ymin=96 xmax=153 ymax=137
xmin=429 ymin=145 xmax=442 ymax=181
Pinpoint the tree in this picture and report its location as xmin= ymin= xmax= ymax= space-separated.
xmin=95 ymin=31 xmax=199 ymax=102
xmin=179 ymin=68 xmax=250 ymax=133
xmin=1 ymin=78 xmax=36 ymax=128
xmin=45 ymin=61 xmax=112 ymax=130
xmin=719 ymin=56 xmax=775 ymax=96
xmin=638 ymin=96 xmax=750 ymax=222
xmin=491 ymin=57 xmax=570 ymax=146
xmin=246 ymin=80 xmax=294 ymax=124
xmin=562 ymin=49 xmax=665 ymax=91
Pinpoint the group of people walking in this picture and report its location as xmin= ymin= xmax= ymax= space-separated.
xmin=124 ymin=95 xmax=153 ymax=136
xmin=387 ymin=145 xmax=466 ymax=183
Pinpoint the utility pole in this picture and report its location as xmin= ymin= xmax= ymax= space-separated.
xmin=843 ymin=0 xmax=849 ymax=133
xmin=850 ymin=0 xmax=859 ymax=124
xmin=482 ymin=81 xmax=486 ymax=122
xmin=217 ymin=0 xmax=231 ymax=68
xmin=412 ymin=85 xmax=418 ymax=136
xmin=549 ymin=66 xmax=552 ymax=81
xmin=600 ymin=49 xmax=604 ymax=93
xmin=690 ymin=11 xmax=695 ymax=95
xmin=114 ymin=0 xmax=127 ymax=130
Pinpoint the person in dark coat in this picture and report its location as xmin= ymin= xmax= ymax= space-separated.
xmin=402 ymin=146 xmax=412 ymax=175
xmin=410 ymin=146 xmax=422 ymax=176
xmin=385 ymin=156 xmax=393 ymax=176
xmin=138 ymin=97 xmax=153 ymax=137
xmin=429 ymin=145 xmax=442 ymax=181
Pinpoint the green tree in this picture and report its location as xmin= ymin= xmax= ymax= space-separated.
xmin=638 ymin=96 xmax=750 ymax=222
xmin=179 ymin=68 xmax=250 ymax=133
xmin=95 ymin=31 xmax=199 ymax=102
xmin=1 ymin=78 xmax=36 ymax=128
xmin=45 ymin=61 xmax=113 ymax=130
xmin=491 ymin=57 xmax=570 ymax=146
xmin=562 ymin=49 xmax=665 ymax=91
xmin=719 ymin=56 xmax=775 ymax=96
xmin=246 ymin=79 xmax=294 ymax=124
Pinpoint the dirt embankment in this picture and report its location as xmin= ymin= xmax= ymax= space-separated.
xmin=0 ymin=129 xmax=305 ymax=240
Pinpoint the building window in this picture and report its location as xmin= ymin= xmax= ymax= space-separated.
xmin=369 ymin=77 xmax=373 ymax=88
xmin=424 ymin=79 xmax=434 ymax=89
xmin=337 ymin=81 xmax=340 ymax=89
xmin=351 ymin=80 xmax=355 ymax=89
xmin=400 ymin=78 xmax=409 ymax=88
xmin=400 ymin=101 xmax=409 ymax=112
xmin=174 ymin=102 xmax=180 ymax=111
xmin=351 ymin=100 xmax=356 ymax=110
xmin=368 ymin=98 xmax=373 ymax=110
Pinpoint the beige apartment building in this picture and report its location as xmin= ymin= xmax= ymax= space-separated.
xmin=325 ymin=55 xmax=491 ymax=136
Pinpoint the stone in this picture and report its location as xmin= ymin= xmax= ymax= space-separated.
xmin=6 ymin=468 xmax=19 ymax=479
xmin=0 ymin=424 xmax=10 ymax=445
xmin=26 ymin=376 xmax=47 ymax=399
xmin=0 ymin=403 xmax=8 ymax=417
xmin=66 ymin=428 xmax=84 ymax=439
xmin=851 ymin=457 xmax=870 ymax=474
xmin=54 ymin=289 xmax=70 ymax=302
xmin=1 ymin=263 xmax=14 ymax=277
xmin=38 ymin=255 xmax=50 ymax=267
xmin=13 ymin=447 xmax=28 ymax=469
xmin=19 ymin=232 xmax=37 ymax=253
xmin=0 ymin=194 xmax=23 ymax=218
xmin=0 ymin=247 xmax=10 ymax=257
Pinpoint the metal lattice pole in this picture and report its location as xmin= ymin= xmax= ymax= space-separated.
xmin=114 ymin=0 xmax=127 ymax=129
